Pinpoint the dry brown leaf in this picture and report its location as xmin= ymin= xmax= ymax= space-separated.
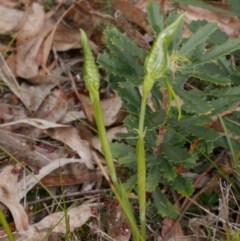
xmin=19 ymin=82 xmax=57 ymax=112
xmin=162 ymin=218 xmax=184 ymax=241
xmin=0 ymin=165 xmax=29 ymax=232
xmin=45 ymin=126 xmax=93 ymax=169
xmin=0 ymin=89 xmax=68 ymax=138
xmin=0 ymin=128 xmax=57 ymax=168
xmin=77 ymin=92 xmax=95 ymax=122
xmin=16 ymin=27 xmax=52 ymax=79
xmin=29 ymin=88 xmax=68 ymax=138
xmin=0 ymin=103 xmax=26 ymax=127
xmin=53 ymin=23 xmax=81 ymax=51
xmin=40 ymin=167 xmax=103 ymax=187
xmin=0 ymin=118 xmax=68 ymax=129
xmin=17 ymin=158 xmax=83 ymax=199
xmin=60 ymin=110 xmax=86 ymax=124
xmin=101 ymin=94 xmax=123 ymax=126
xmin=16 ymin=3 xmax=45 ymax=44
xmin=0 ymin=53 xmax=30 ymax=112
xmin=182 ymin=3 xmax=240 ymax=38
xmin=112 ymin=0 xmax=149 ymax=32
xmin=32 ymin=203 xmax=98 ymax=233
xmin=160 ymin=0 xmax=240 ymax=38
xmin=0 ymin=5 xmax=23 ymax=33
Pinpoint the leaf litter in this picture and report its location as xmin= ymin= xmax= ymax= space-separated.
xmin=0 ymin=0 xmax=240 ymax=240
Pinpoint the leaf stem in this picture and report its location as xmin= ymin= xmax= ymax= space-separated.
xmin=92 ymin=93 xmax=144 ymax=241
xmin=137 ymin=92 xmax=148 ymax=239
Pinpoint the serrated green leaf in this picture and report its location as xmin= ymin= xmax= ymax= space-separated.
xmin=215 ymin=136 xmax=240 ymax=151
xmin=103 ymin=40 xmax=144 ymax=76
xmin=163 ymin=130 xmax=186 ymax=146
xmin=171 ymin=175 xmax=194 ymax=196
xmin=181 ymin=63 xmax=232 ymax=85
xmin=180 ymin=125 xmax=220 ymax=141
xmin=175 ymin=88 xmax=213 ymax=114
xmin=146 ymin=163 xmax=161 ymax=192
xmin=224 ymin=116 xmax=240 ymax=136
xmin=146 ymin=1 xmax=164 ymax=37
xmin=188 ymin=20 xmax=228 ymax=45
xmin=179 ymin=22 xmax=218 ymax=58
xmin=145 ymin=108 xmax=165 ymax=130
xmin=107 ymin=75 xmax=141 ymax=113
xmin=189 ymin=41 xmax=206 ymax=61
xmin=218 ymin=57 xmax=234 ymax=75
xmin=199 ymin=38 xmax=240 ymax=64
xmin=160 ymin=158 xmax=177 ymax=181
xmin=98 ymin=53 xmax=134 ymax=77
xmin=161 ymin=143 xmax=197 ymax=167
xmin=207 ymin=86 xmax=240 ymax=97
xmin=123 ymin=174 xmax=137 ymax=192
xmin=110 ymin=142 xmax=137 ymax=170
xmin=123 ymin=115 xmax=138 ymax=132
xmin=210 ymin=98 xmax=239 ymax=115
xmin=104 ymin=27 xmax=146 ymax=59
xmin=173 ymin=0 xmax=235 ymax=15
xmin=227 ymin=0 xmax=240 ymax=17
xmin=152 ymin=188 xmax=180 ymax=218
xmin=173 ymin=115 xmax=210 ymax=126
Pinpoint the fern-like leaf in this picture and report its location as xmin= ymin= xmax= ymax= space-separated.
xmin=146 ymin=1 xmax=164 ymax=37
xmin=161 ymin=143 xmax=197 ymax=167
xmin=198 ymin=38 xmax=240 ymax=64
xmin=179 ymin=22 xmax=218 ymax=59
xmin=171 ymin=174 xmax=194 ymax=196
xmin=152 ymin=188 xmax=180 ymax=218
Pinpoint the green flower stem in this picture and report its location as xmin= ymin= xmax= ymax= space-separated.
xmin=80 ymin=29 xmax=143 ymax=241
xmin=137 ymin=92 xmax=148 ymax=239
xmin=92 ymin=93 xmax=117 ymax=183
xmin=0 ymin=209 xmax=15 ymax=241
xmin=92 ymin=90 xmax=144 ymax=241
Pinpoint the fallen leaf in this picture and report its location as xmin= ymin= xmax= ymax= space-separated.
xmin=45 ymin=126 xmax=93 ymax=169
xmin=0 ymin=103 xmax=26 ymax=126
xmin=20 ymin=82 xmax=57 ymax=112
xmin=17 ymin=158 xmax=84 ymax=199
xmin=0 ymin=118 xmax=68 ymax=129
xmin=0 ymin=5 xmax=23 ymax=33
xmin=0 ymin=53 xmax=30 ymax=112
xmin=162 ymin=218 xmax=184 ymax=240
xmin=112 ymin=0 xmax=149 ymax=32
xmin=16 ymin=27 xmax=52 ymax=79
xmin=0 ymin=165 xmax=29 ymax=232
xmin=40 ymin=169 xmax=103 ymax=187
xmin=53 ymin=23 xmax=81 ymax=51
xmin=32 ymin=203 xmax=98 ymax=233
xmin=19 ymin=88 xmax=68 ymax=138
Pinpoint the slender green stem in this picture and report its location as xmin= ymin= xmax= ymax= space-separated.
xmin=0 ymin=209 xmax=15 ymax=241
xmin=91 ymin=93 xmax=144 ymax=241
xmin=137 ymin=93 xmax=148 ymax=240
xmin=92 ymin=93 xmax=117 ymax=184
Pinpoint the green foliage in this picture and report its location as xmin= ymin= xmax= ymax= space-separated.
xmin=228 ymin=0 xmax=240 ymax=17
xmin=172 ymin=0 xmax=237 ymax=16
xmin=98 ymin=1 xmax=240 ymax=222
